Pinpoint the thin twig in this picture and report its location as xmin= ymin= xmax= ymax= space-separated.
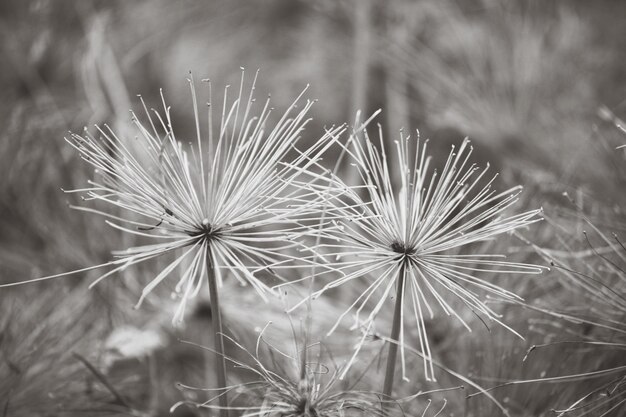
xmin=72 ymin=352 xmax=130 ymax=408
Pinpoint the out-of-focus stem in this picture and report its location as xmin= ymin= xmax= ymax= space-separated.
xmin=351 ymin=0 xmax=372 ymax=117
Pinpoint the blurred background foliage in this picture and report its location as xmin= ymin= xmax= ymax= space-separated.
xmin=1 ymin=0 xmax=626 ymax=416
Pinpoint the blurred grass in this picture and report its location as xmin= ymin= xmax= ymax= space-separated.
xmin=1 ymin=0 xmax=626 ymax=416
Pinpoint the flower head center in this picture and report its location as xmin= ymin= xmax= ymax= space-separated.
xmin=187 ymin=218 xmax=221 ymax=240
xmin=390 ymin=241 xmax=415 ymax=255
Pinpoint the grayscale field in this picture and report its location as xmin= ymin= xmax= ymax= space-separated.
xmin=1 ymin=1 xmax=625 ymax=416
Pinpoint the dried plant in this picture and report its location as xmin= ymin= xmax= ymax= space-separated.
xmin=1 ymin=70 xmax=345 ymax=414
xmin=509 ymin=204 xmax=626 ymax=416
xmin=382 ymin=1 xmax=604 ymax=186
xmin=289 ymin=127 xmax=543 ymax=402
xmin=173 ymin=320 xmax=455 ymax=417
xmin=0 ymin=285 xmax=141 ymax=416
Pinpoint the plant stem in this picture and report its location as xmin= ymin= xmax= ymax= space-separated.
xmin=73 ymin=352 xmax=130 ymax=409
xmin=206 ymin=249 xmax=228 ymax=417
xmin=382 ymin=262 xmax=406 ymax=407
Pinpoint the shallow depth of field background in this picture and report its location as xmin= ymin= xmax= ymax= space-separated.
xmin=1 ymin=1 xmax=626 ymax=416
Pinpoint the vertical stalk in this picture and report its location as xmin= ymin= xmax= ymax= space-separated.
xmin=206 ymin=249 xmax=228 ymax=417
xmin=347 ymin=0 xmax=372 ymax=190
xmin=299 ymin=304 xmax=310 ymax=382
xmin=148 ymin=353 xmax=159 ymax=414
xmin=351 ymin=0 xmax=372 ymax=116
xmin=382 ymin=262 xmax=406 ymax=406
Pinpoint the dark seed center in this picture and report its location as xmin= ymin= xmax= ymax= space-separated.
xmin=187 ymin=220 xmax=220 ymax=239
xmin=390 ymin=241 xmax=415 ymax=255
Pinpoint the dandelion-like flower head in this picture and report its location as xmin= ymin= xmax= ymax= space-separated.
xmin=61 ymin=70 xmax=343 ymax=323
xmin=299 ymin=126 xmax=544 ymax=380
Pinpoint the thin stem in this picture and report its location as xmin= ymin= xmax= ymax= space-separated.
xmin=148 ymin=353 xmax=159 ymax=415
xmin=382 ymin=261 xmax=406 ymax=407
xmin=300 ymin=311 xmax=310 ymax=382
xmin=72 ymin=352 xmax=130 ymax=409
xmin=300 ymin=131 xmax=357 ymax=383
xmin=206 ymin=249 xmax=229 ymax=417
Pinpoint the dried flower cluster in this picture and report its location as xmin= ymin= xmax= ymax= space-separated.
xmin=2 ymin=71 xmax=544 ymax=415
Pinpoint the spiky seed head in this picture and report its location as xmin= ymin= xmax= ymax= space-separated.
xmin=290 ymin=127 xmax=544 ymax=381
xmin=3 ymin=70 xmax=346 ymax=325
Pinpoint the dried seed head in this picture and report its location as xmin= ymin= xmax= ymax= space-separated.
xmin=2 ymin=70 xmax=347 ymax=327
xmin=291 ymin=128 xmax=544 ymax=381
